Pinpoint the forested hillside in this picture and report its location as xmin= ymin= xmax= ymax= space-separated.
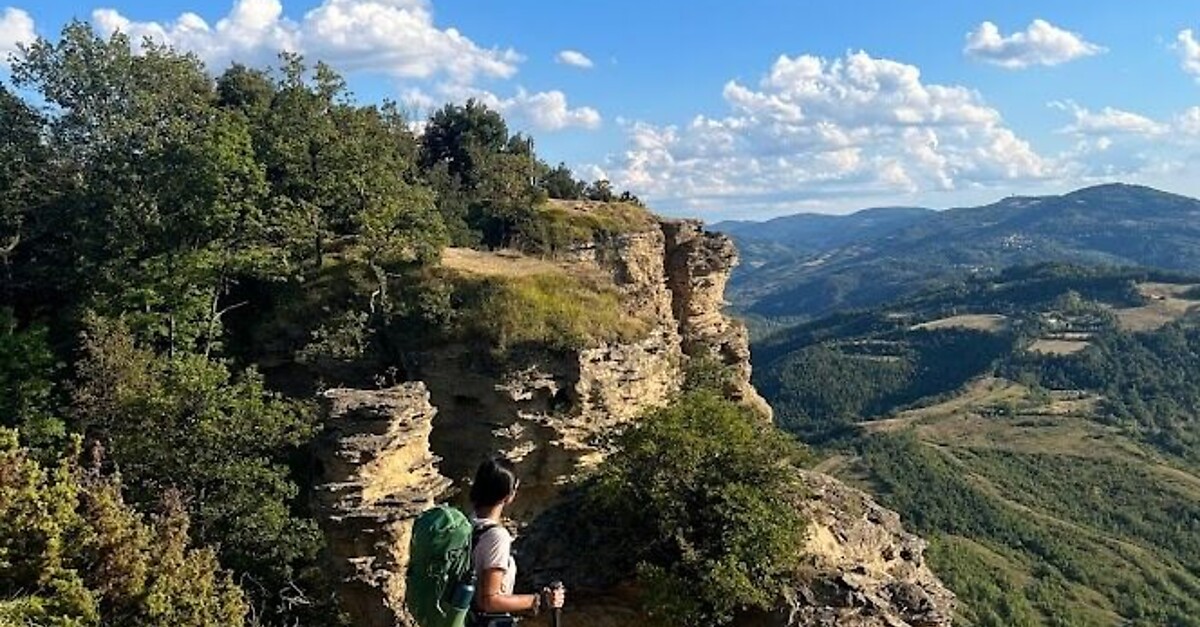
xmin=0 ymin=23 xmax=640 ymax=626
xmin=724 ymin=185 xmax=1200 ymax=323
xmin=753 ymin=263 xmax=1200 ymax=625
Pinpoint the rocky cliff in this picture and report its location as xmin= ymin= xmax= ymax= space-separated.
xmin=418 ymin=210 xmax=768 ymax=516
xmin=770 ymin=472 xmax=956 ymax=627
xmin=313 ymin=385 xmax=447 ymax=627
xmin=311 ymin=204 xmax=954 ymax=626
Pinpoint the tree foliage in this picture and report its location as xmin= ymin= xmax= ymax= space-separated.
xmin=71 ymin=318 xmax=327 ymax=621
xmin=0 ymin=428 xmax=247 ymax=626
xmin=582 ymin=393 xmax=809 ymax=625
xmin=0 ymin=21 xmax=649 ymax=626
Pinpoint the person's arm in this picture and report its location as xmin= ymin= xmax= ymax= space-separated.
xmin=475 ymin=568 xmax=538 ymax=614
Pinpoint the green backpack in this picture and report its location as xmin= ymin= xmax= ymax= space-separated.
xmin=406 ymin=505 xmax=474 ymax=627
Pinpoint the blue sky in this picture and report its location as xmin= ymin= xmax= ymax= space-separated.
xmin=4 ymin=1 xmax=1200 ymax=219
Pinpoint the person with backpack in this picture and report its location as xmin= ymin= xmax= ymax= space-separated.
xmin=468 ymin=455 xmax=566 ymax=626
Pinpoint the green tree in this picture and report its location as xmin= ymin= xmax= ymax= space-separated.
xmin=540 ymin=162 xmax=585 ymax=200
xmin=71 ymin=318 xmax=328 ymax=624
xmin=216 ymin=63 xmax=276 ymax=119
xmin=0 ymin=309 xmax=63 ymax=452
xmin=0 ymin=85 xmax=52 ymax=285
xmin=13 ymin=24 xmax=281 ymax=356
xmin=418 ymin=100 xmax=541 ymax=247
xmin=0 ymin=428 xmax=247 ymax=626
xmin=585 ymin=179 xmax=615 ymax=202
xmin=419 ymin=99 xmax=509 ymax=186
xmin=583 ymin=392 xmax=809 ymax=625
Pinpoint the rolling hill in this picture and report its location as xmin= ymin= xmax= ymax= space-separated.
xmin=752 ymin=264 xmax=1200 ymax=625
xmin=722 ymin=184 xmax=1200 ymax=322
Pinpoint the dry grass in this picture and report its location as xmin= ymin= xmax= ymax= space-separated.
xmin=1028 ymin=338 xmax=1091 ymax=355
xmin=542 ymin=199 xmax=658 ymax=231
xmin=868 ymin=377 xmax=1021 ymax=431
xmin=439 ymin=247 xmax=652 ymax=350
xmin=440 ymin=247 xmax=568 ymax=277
xmin=1112 ymin=282 xmax=1200 ymax=332
xmin=869 ymin=377 xmax=1132 ymax=459
xmin=912 ymin=314 xmax=1008 ymax=332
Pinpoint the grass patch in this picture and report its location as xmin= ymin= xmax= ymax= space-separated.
xmin=451 ymin=271 xmax=651 ymax=351
xmin=519 ymin=200 xmax=658 ymax=253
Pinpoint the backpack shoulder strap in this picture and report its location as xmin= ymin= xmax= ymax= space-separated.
xmin=471 ymin=520 xmax=499 ymax=549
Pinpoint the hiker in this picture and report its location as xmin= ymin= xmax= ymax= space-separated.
xmin=469 ymin=455 xmax=566 ymax=625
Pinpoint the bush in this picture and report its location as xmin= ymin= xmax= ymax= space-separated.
xmin=582 ymin=392 xmax=810 ymax=624
xmin=72 ymin=318 xmax=332 ymax=624
xmin=0 ymin=428 xmax=246 ymax=626
xmin=515 ymin=202 xmax=656 ymax=256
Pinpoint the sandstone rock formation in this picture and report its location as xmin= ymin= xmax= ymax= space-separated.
xmin=310 ymin=207 xmax=953 ymax=626
xmin=772 ymin=471 xmax=955 ymax=627
xmin=313 ymin=384 xmax=449 ymax=627
xmin=662 ymin=219 xmax=772 ymax=418
xmin=421 ymin=216 xmax=769 ymax=508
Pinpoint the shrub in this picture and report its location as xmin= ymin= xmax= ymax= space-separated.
xmin=515 ymin=202 xmax=656 ymax=255
xmin=0 ymin=428 xmax=246 ymax=626
xmin=72 ymin=318 xmax=331 ymax=624
xmin=582 ymin=392 xmax=810 ymax=624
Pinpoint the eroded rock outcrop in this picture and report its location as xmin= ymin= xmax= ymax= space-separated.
xmin=772 ymin=471 xmax=955 ymax=627
xmin=662 ymin=219 xmax=772 ymax=418
xmin=421 ymin=225 xmax=690 ymax=515
xmin=313 ymin=384 xmax=449 ymax=627
xmin=311 ymin=206 xmax=953 ymax=626
xmin=420 ymin=215 xmax=770 ymax=510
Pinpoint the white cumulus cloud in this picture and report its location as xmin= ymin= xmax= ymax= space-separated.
xmin=92 ymin=0 xmax=520 ymax=82
xmin=0 ymin=7 xmax=35 ymax=68
xmin=555 ymin=49 xmax=593 ymax=69
xmin=1052 ymin=101 xmax=1168 ymax=136
xmin=1178 ymin=107 xmax=1200 ymax=135
xmin=505 ymin=88 xmax=600 ymax=130
xmin=1176 ymin=29 xmax=1200 ymax=80
xmin=424 ymin=84 xmax=602 ymax=132
xmin=605 ymin=51 xmax=1050 ymax=214
xmin=965 ymin=19 xmax=1104 ymax=69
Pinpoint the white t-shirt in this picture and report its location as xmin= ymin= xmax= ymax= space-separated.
xmin=471 ymin=518 xmax=517 ymax=597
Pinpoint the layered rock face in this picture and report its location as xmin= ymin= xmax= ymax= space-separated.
xmin=310 ymin=212 xmax=954 ymax=626
xmin=771 ymin=472 xmax=955 ymax=627
xmin=421 ymin=219 xmax=769 ymax=515
xmin=313 ymin=384 xmax=448 ymax=627
xmin=662 ymin=219 xmax=772 ymax=418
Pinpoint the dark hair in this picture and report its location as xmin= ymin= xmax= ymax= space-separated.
xmin=470 ymin=455 xmax=518 ymax=507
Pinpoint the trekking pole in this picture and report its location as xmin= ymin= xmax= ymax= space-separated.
xmin=550 ymin=580 xmax=564 ymax=627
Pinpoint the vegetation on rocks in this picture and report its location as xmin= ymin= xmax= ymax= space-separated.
xmin=0 ymin=22 xmax=648 ymax=626
xmin=581 ymin=392 xmax=811 ymax=625
xmin=450 ymin=272 xmax=649 ymax=351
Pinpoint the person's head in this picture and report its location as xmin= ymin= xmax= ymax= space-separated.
xmin=470 ymin=455 xmax=519 ymax=509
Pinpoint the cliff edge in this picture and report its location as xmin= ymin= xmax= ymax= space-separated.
xmin=310 ymin=200 xmax=954 ymax=626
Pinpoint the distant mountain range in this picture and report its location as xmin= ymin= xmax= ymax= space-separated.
xmin=714 ymin=184 xmax=1200 ymax=320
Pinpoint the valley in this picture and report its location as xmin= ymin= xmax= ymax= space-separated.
xmin=748 ymin=262 xmax=1200 ymax=625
